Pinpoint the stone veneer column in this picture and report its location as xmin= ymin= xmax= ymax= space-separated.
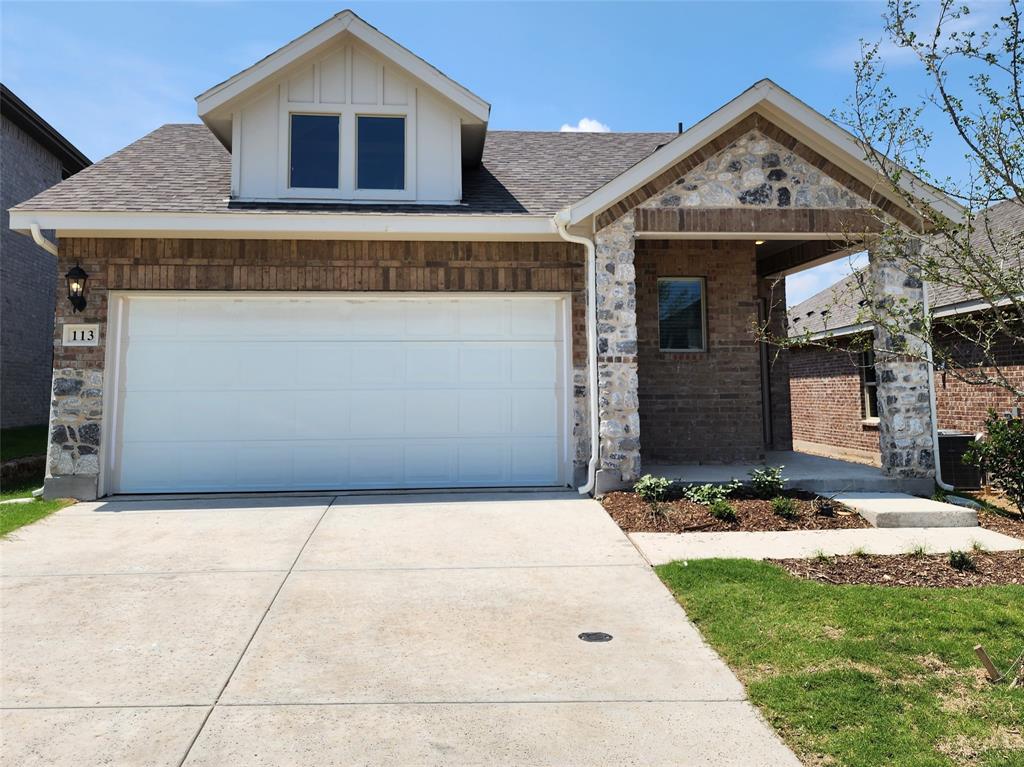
xmin=594 ymin=212 xmax=641 ymax=492
xmin=869 ymin=242 xmax=936 ymax=482
xmin=46 ymin=368 xmax=104 ymax=500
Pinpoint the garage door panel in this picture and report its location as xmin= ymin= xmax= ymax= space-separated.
xmin=112 ymin=295 xmax=568 ymax=493
xmin=350 ymin=346 xmax=405 ymax=386
xmin=291 ymin=444 xmax=350 ymax=487
xmin=458 ymin=347 xmax=507 ymax=385
xmin=510 ymin=345 xmax=560 ymax=385
xmin=350 ymin=391 xmax=405 ymax=437
xmin=405 ymin=345 xmax=459 ymax=386
xmin=404 ymin=442 xmax=457 ymax=485
xmin=511 ymin=391 xmax=559 ymax=435
xmin=458 ymin=390 xmax=511 ymax=435
xmin=512 ymin=440 xmax=559 ymax=484
xmin=405 ymin=391 xmax=458 ymax=435
xmin=457 ymin=442 xmax=510 ymax=484
xmin=179 ymin=444 xmax=238 ymax=489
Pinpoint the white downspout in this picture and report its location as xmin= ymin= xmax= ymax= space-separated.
xmin=554 ymin=209 xmax=599 ymax=496
xmin=922 ymin=280 xmax=954 ymax=491
xmin=30 ymin=224 xmax=58 ymax=257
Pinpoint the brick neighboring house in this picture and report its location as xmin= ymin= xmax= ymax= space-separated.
xmin=8 ymin=11 xmax=964 ymax=500
xmin=1 ymin=85 xmax=90 ymax=429
xmin=788 ymin=199 xmax=1024 ymax=467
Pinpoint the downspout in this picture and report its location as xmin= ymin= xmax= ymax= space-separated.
xmin=922 ymin=280 xmax=954 ymax=491
xmin=554 ymin=209 xmax=599 ymax=496
xmin=30 ymin=224 xmax=58 ymax=257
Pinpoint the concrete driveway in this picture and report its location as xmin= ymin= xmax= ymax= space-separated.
xmin=1 ymin=492 xmax=799 ymax=766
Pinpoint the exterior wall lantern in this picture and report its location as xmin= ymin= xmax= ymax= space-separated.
xmin=65 ymin=265 xmax=89 ymax=313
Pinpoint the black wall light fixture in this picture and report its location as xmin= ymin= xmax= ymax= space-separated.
xmin=65 ymin=265 xmax=88 ymax=313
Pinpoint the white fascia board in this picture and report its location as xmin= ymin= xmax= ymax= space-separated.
xmin=8 ymin=209 xmax=557 ymax=241
xmin=801 ymin=322 xmax=872 ymax=341
xmin=196 ymin=11 xmax=489 ymax=123
xmin=568 ymin=80 xmax=963 ymax=228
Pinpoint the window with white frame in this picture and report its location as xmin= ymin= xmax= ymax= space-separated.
xmin=357 ymin=116 xmax=405 ymax=190
xmin=860 ymin=349 xmax=879 ymax=419
xmin=658 ymin=277 xmax=706 ymax=352
xmin=289 ymin=114 xmax=340 ymax=189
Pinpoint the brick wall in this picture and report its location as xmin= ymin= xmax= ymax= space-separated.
xmin=53 ymin=237 xmax=587 ymax=366
xmin=789 ymin=331 xmax=1024 ymax=463
xmin=789 ymin=343 xmax=881 ymax=464
xmin=1 ymin=115 xmax=63 ymax=428
xmin=760 ymin=277 xmax=793 ymax=450
xmin=635 ymin=239 xmax=767 ymax=463
xmin=934 ymin=332 xmax=1024 ymax=431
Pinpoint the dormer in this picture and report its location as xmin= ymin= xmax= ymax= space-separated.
xmin=196 ymin=11 xmax=490 ymax=205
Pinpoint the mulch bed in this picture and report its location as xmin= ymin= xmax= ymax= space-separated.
xmin=976 ymin=506 xmax=1024 ymax=539
xmin=774 ymin=549 xmax=1024 ymax=587
xmin=602 ymin=491 xmax=870 ymax=533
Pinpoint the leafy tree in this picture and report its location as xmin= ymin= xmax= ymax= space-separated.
xmin=765 ymin=0 xmax=1023 ymax=398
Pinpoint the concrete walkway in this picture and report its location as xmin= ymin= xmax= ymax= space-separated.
xmin=0 ymin=492 xmax=799 ymax=767
xmin=631 ymin=527 xmax=1024 ymax=566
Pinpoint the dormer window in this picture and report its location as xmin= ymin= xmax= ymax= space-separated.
xmin=289 ymin=115 xmax=340 ymax=189
xmin=357 ymin=116 xmax=405 ymax=190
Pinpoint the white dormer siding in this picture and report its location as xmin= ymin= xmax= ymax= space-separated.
xmin=232 ymin=40 xmax=464 ymax=204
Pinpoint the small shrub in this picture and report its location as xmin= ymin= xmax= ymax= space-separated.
xmin=948 ymin=550 xmax=977 ymax=572
xmin=812 ymin=496 xmax=836 ymax=516
xmin=964 ymin=411 xmax=1024 ymax=513
xmin=683 ymin=480 xmax=741 ymax=506
xmin=749 ymin=465 xmax=786 ymax=498
xmin=709 ymin=499 xmax=738 ymax=522
xmin=971 ymin=540 xmax=987 ymax=553
xmin=634 ymin=474 xmax=672 ymax=503
xmin=771 ymin=496 xmax=798 ymax=519
xmin=908 ymin=544 xmax=929 ymax=557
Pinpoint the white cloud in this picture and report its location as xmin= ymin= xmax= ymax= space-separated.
xmin=560 ymin=117 xmax=611 ymax=133
xmin=786 ymin=251 xmax=869 ymax=306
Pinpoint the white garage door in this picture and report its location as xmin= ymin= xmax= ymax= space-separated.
xmin=109 ymin=294 xmax=569 ymax=493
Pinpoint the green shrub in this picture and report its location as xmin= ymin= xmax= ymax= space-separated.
xmin=948 ymin=550 xmax=976 ymax=572
xmin=748 ymin=465 xmax=786 ymax=498
xmin=634 ymin=474 xmax=672 ymax=503
xmin=964 ymin=412 xmax=1024 ymax=513
xmin=683 ymin=480 xmax=740 ymax=506
xmin=771 ymin=495 xmax=798 ymax=519
xmin=709 ymin=499 xmax=738 ymax=522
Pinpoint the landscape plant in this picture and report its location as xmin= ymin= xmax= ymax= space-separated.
xmin=748 ymin=466 xmax=786 ymax=499
xmin=683 ymin=480 xmax=741 ymax=506
xmin=770 ymin=496 xmax=798 ymax=519
xmin=708 ymin=499 xmax=739 ymax=523
xmin=633 ymin=474 xmax=673 ymax=504
xmin=964 ymin=411 xmax=1024 ymax=513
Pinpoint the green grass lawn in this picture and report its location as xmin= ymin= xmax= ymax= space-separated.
xmin=657 ymin=559 xmax=1024 ymax=767
xmin=0 ymin=481 xmax=72 ymax=536
xmin=1 ymin=424 xmax=48 ymax=462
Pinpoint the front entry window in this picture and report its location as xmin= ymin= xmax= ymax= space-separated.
xmin=658 ymin=277 xmax=706 ymax=352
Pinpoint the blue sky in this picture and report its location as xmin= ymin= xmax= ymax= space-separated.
xmin=1 ymin=1 xmax=990 ymax=304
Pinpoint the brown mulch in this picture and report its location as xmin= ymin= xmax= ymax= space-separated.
xmin=976 ymin=505 xmax=1024 ymax=539
xmin=602 ymin=491 xmax=870 ymax=533
xmin=774 ymin=549 xmax=1024 ymax=587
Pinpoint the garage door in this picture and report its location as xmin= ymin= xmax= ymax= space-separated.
xmin=109 ymin=294 xmax=569 ymax=493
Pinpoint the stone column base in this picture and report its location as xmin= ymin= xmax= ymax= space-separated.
xmin=43 ymin=475 xmax=98 ymax=501
xmin=594 ymin=468 xmax=631 ymax=497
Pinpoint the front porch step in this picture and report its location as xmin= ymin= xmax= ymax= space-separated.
xmin=832 ymin=492 xmax=978 ymax=528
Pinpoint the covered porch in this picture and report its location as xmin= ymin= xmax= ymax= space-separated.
xmin=645 ymin=450 xmax=932 ymax=495
xmin=571 ymin=94 xmax=955 ymax=495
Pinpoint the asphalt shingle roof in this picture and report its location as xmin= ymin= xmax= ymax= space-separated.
xmin=788 ymin=199 xmax=1024 ymax=336
xmin=11 ymin=124 xmax=675 ymax=217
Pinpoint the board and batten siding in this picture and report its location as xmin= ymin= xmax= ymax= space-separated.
xmin=235 ymin=39 xmax=462 ymax=203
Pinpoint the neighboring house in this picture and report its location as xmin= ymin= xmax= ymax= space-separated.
xmin=9 ymin=11 xmax=962 ymax=500
xmin=1 ymin=85 xmax=90 ymax=429
xmin=788 ymin=199 xmax=1024 ymax=466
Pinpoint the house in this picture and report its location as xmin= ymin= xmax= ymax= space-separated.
xmin=1 ymin=85 xmax=90 ymax=429
xmin=8 ymin=11 xmax=963 ymax=500
xmin=788 ymin=199 xmax=1024 ymax=467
